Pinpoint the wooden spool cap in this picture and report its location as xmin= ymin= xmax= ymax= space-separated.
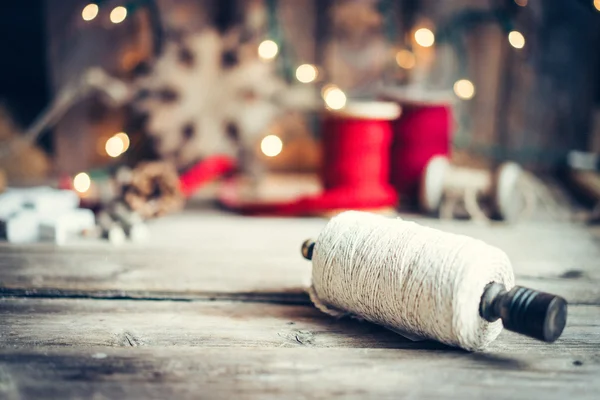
xmin=324 ymin=101 xmax=401 ymax=121
xmin=493 ymin=162 xmax=523 ymax=221
xmin=378 ymin=86 xmax=454 ymax=107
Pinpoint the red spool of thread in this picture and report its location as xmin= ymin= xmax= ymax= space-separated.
xmin=218 ymin=101 xmax=401 ymax=216
xmin=382 ymin=90 xmax=453 ymax=200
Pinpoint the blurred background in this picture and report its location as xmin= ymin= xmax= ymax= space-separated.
xmin=1 ymin=0 xmax=600 ymax=231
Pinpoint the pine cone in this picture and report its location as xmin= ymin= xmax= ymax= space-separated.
xmin=122 ymin=161 xmax=184 ymax=219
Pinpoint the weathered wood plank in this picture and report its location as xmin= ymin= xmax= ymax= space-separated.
xmin=1 ymin=299 xmax=598 ymax=354
xmin=0 ymin=345 xmax=597 ymax=400
xmin=1 ymin=211 xmax=599 ymax=304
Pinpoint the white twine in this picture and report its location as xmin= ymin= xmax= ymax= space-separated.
xmin=444 ymin=166 xmax=492 ymax=195
xmin=309 ymin=211 xmax=515 ymax=351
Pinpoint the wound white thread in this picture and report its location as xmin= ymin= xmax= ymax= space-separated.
xmin=309 ymin=211 xmax=515 ymax=351
xmin=421 ymin=157 xmax=528 ymax=221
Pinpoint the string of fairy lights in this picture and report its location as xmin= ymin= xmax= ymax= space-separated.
xmin=69 ymin=0 xmax=600 ymax=193
xmin=242 ymin=0 xmax=599 ymax=159
xmin=396 ymin=15 xmax=525 ymax=101
xmin=72 ymin=130 xmax=130 ymax=194
xmin=258 ymin=0 xmax=535 ymax=116
xmin=79 ymin=3 xmax=139 ymax=169
xmin=81 ymin=3 xmax=128 ymax=24
xmin=251 ymin=0 xmax=563 ymax=109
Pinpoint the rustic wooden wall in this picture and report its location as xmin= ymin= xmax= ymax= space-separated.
xmin=501 ymin=0 xmax=600 ymax=169
xmin=46 ymin=0 xmax=600 ymax=173
xmin=421 ymin=0 xmax=600 ymax=169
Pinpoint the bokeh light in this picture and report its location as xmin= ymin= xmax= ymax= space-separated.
xmin=396 ymin=50 xmax=416 ymax=69
xmin=323 ymin=86 xmax=347 ymax=110
xmin=414 ymin=28 xmax=435 ymax=48
xmin=110 ymin=6 xmax=127 ymax=24
xmin=321 ymin=84 xmax=337 ymax=99
xmin=594 ymin=0 xmax=600 ymax=11
xmin=261 ymin=135 xmax=283 ymax=157
xmin=73 ymin=172 xmax=91 ymax=193
xmin=295 ymin=64 xmax=318 ymax=83
xmin=81 ymin=4 xmax=99 ymax=21
xmin=105 ymin=136 xmax=125 ymax=157
xmin=258 ymin=40 xmax=278 ymax=61
xmin=114 ymin=132 xmax=130 ymax=152
xmin=515 ymin=0 xmax=528 ymax=6
xmin=453 ymin=79 xmax=476 ymax=100
xmin=508 ymin=31 xmax=525 ymax=49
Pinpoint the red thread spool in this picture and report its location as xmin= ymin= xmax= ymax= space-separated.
xmin=218 ymin=101 xmax=400 ymax=215
xmin=318 ymin=102 xmax=399 ymax=211
xmin=382 ymin=90 xmax=453 ymax=200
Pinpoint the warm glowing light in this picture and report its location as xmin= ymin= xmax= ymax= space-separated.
xmin=114 ymin=132 xmax=130 ymax=152
xmin=414 ymin=28 xmax=435 ymax=47
xmin=73 ymin=172 xmax=91 ymax=193
xmin=105 ymin=136 xmax=125 ymax=157
xmin=110 ymin=6 xmax=127 ymax=24
xmin=508 ymin=31 xmax=525 ymax=49
xmin=295 ymin=64 xmax=318 ymax=83
xmin=514 ymin=0 xmax=528 ymax=6
xmin=258 ymin=40 xmax=278 ymax=61
xmin=324 ymin=86 xmax=347 ymax=110
xmin=321 ymin=84 xmax=337 ymax=99
xmin=81 ymin=4 xmax=99 ymax=21
xmin=594 ymin=0 xmax=600 ymax=11
xmin=453 ymin=79 xmax=476 ymax=100
xmin=396 ymin=50 xmax=416 ymax=69
xmin=261 ymin=135 xmax=283 ymax=157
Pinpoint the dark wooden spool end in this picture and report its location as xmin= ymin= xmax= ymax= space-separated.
xmin=480 ymin=282 xmax=567 ymax=343
xmin=301 ymin=239 xmax=568 ymax=343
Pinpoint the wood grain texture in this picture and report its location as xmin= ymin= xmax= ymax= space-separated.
xmin=1 ymin=298 xmax=599 ymax=354
xmin=1 ymin=211 xmax=599 ymax=304
xmin=1 ymin=298 xmax=598 ymax=399
xmin=0 ymin=345 xmax=597 ymax=400
xmin=1 ymin=298 xmax=599 ymax=399
xmin=1 ymin=209 xmax=599 ymax=399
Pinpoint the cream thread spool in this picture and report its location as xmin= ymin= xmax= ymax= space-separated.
xmin=420 ymin=156 xmax=523 ymax=221
xmin=301 ymin=211 xmax=567 ymax=351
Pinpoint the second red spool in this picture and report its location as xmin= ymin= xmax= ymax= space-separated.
xmin=390 ymin=102 xmax=453 ymax=199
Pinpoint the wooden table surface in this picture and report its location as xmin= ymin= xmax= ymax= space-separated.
xmin=1 ymin=208 xmax=599 ymax=399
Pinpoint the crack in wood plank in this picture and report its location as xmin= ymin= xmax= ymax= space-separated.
xmin=0 ymin=288 xmax=312 ymax=305
xmin=118 ymin=331 xmax=144 ymax=348
xmin=1 ymin=286 xmax=597 ymax=307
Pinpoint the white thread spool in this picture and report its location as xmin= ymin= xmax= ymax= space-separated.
xmin=308 ymin=211 xmax=514 ymax=350
xmin=420 ymin=156 xmax=523 ymax=220
xmin=303 ymin=211 xmax=567 ymax=350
